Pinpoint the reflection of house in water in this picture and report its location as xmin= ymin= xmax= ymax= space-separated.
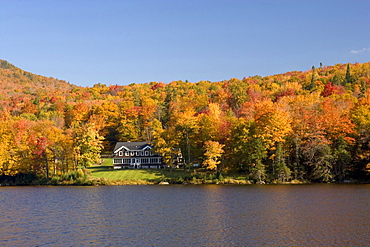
xmin=112 ymin=142 xmax=163 ymax=169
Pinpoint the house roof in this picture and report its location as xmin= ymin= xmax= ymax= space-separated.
xmin=113 ymin=142 xmax=153 ymax=153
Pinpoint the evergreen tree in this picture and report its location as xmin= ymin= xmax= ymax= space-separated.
xmin=311 ymin=66 xmax=316 ymax=84
xmin=360 ymin=79 xmax=368 ymax=98
xmin=331 ymin=74 xmax=341 ymax=86
xmin=304 ymin=66 xmax=317 ymax=91
xmin=344 ymin=63 xmax=353 ymax=85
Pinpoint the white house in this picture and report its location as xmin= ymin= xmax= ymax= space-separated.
xmin=112 ymin=142 xmax=163 ymax=169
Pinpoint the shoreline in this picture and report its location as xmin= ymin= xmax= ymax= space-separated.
xmin=1 ymin=179 xmax=367 ymax=186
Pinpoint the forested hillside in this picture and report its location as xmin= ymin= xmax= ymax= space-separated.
xmin=1 ymin=59 xmax=370 ymax=183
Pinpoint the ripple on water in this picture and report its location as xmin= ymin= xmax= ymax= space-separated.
xmin=0 ymin=184 xmax=369 ymax=246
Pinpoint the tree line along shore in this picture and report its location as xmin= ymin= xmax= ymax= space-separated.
xmin=0 ymin=60 xmax=370 ymax=185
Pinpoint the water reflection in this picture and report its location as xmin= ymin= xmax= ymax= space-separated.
xmin=0 ymin=185 xmax=369 ymax=246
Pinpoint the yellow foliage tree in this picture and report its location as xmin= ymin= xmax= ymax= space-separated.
xmin=202 ymin=140 xmax=224 ymax=171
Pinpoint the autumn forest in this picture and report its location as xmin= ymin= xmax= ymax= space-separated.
xmin=1 ymin=59 xmax=370 ymax=183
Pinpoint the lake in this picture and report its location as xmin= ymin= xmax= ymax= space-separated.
xmin=0 ymin=184 xmax=369 ymax=246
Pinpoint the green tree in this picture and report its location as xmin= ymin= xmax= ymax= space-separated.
xmin=304 ymin=66 xmax=317 ymax=91
xmin=344 ymin=63 xmax=353 ymax=86
xmin=307 ymin=143 xmax=333 ymax=182
xmin=231 ymin=119 xmax=267 ymax=182
xmin=272 ymin=142 xmax=291 ymax=182
xmin=332 ymin=136 xmax=351 ymax=181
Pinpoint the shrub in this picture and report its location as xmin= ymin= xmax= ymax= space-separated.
xmin=50 ymin=176 xmax=61 ymax=185
xmin=15 ymin=173 xmax=37 ymax=185
xmin=77 ymin=168 xmax=85 ymax=178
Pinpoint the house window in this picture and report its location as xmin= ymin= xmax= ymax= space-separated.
xmin=144 ymin=151 xmax=149 ymax=156
xmin=141 ymin=158 xmax=149 ymax=163
xmin=150 ymin=158 xmax=159 ymax=164
xmin=130 ymin=151 xmax=135 ymax=156
xmin=114 ymin=159 xmax=122 ymax=164
xmin=123 ymin=159 xmax=131 ymax=164
xmin=118 ymin=151 xmax=123 ymax=156
xmin=125 ymin=151 xmax=129 ymax=156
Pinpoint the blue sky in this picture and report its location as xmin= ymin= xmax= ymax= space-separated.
xmin=1 ymin=0 xmax=369 ymax=87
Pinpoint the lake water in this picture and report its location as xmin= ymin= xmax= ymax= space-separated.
xmin=0 ymin=184 xmax=369 ymax=246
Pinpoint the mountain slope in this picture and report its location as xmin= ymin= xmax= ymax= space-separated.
xmin=0 ymin=59 xmax=77 ymax=97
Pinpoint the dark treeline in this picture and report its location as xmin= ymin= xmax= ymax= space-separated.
xmin=0 ymin=60 xmax=370 ymax=183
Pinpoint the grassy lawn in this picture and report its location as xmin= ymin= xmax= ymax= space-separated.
xmin=101 ymin=158 xmax=113 ymax=166
xmin=88 ymin=158 xmax=194 ymax=182
xmin=88 ymin=158 xmax=251 ymax=184
xmin=88 ymin=167 xmax=165 ymax=181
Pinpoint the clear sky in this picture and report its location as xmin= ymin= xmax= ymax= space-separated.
xmin=1 ymin=0 xmax=369 ymax=87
